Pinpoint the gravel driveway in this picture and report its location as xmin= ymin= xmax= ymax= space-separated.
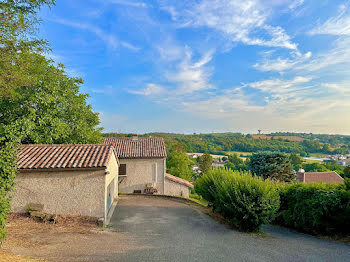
xmin=110 ymin=195 xmax=350 ymax=262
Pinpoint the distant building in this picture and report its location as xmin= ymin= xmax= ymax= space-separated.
xmin=192 ymin=165 xmax=201 ymax=173
xmin=296 ymin=170 xmax=344 ymax=184
xmin=337 ymin=158 xmax=350 ymax=167
xmin=189 ymin=154 xmax=199 ymax=159
xmin=212 ymin=159 xmax=226 ymax=168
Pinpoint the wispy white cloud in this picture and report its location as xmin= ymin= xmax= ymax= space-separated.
xmin=255 ymin=34 xmax=350 ymax=74
xmin=130 ymin=83 xmax=165 ymax=96
xmin=254 ymin=51 xmax=311 ymax=72
xmin=248 ymin=76 xmax=312 ymax=94
xmin=54 ymin=18 xmax=140 ymax=51
xmin=162 ymin=0 xmax=298 ymax=50
xmin=131 ymin=47 xmax=214 ymax=97
xmin=166 ymin=49 xmax=214 ymax=94
xmin=179 ymin=75 xmax=350 ymax=133
xmin=106 ymin=0 xmax=148 ymax=8
xmin=91 ymin=85 xmax=114 ymax=95
xmin=309 ymin=4 xmax=350 ymax=36
xmin=288 ymin=0 xmax=304 ymax=10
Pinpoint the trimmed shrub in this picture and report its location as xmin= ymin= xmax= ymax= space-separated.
xmin=194 ymin=169 xmax=223 ymax=205
xmin=215 ymin=171 xmax=280 ymax=232
xmin=277 ymin=182 xmax=350 ymax=235
xmin=195 ymin=169 xmax=280 ymax=232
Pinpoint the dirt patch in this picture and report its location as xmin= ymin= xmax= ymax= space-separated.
xmin=0 ymin=249 xmax=46 ymax=262
xmin=2 ymin=213 xmax=147 ymax=262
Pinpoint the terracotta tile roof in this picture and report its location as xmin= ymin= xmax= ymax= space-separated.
xmin=18 ymin=144 xmax=116 ymax=171
xmin=165 ymin=173 xmax=194 ymax=188
xmin=296 ymin=171 xmax=344 ymax=183
xmin=104 ymin=137 xmax=167 ymax=158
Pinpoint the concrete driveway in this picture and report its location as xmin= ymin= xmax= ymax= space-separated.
xmin=110 ymin=195 xmax=350 ymax=262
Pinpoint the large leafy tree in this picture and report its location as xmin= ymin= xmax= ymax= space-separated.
xmin=289 ymin=153 xmax=303 ymax=171
xmin=302 ymin=162 xmax=329 ymax=172
xmin=166 ymin=150 xmax=194 ymax=181
xmin=343 ymin=166 xmax=350 ymax=179
xmin=0 ymin=0 xmax=102 ymax=243
xmin=1 ymin=0 xmax=55 ymax=97
xmin=199 ymin=153 xmax=213 ymax=174
xmin=0 ymin=53 xmax=103 ymax=144
xmin=249 ymin=152 xmax=296 ymax=182
xmin=1 ymin=0 xmax=55 ymax=244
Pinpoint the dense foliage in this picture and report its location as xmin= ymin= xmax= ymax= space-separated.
xmin=195 ymin=169 xmax=280 ymax=232
xmin=103 ymin=132 xmax=350 ymax=155
xmin=0 ymin=0 xmax=55 ymax=97
xmin=0 ymin=0 xmax=101 ymax=243
xmin=301 ymin=161 xmax=344 ymax=176
xmin=198 ymin=153 xmax=212 ymax=174
xmin=1 ymin=0 xmax=55 ymax=244
xmin=276 ymin=181 xmax=350 ymax=235
xmin=224 ymin=153 xmax=250 ymax=171
xmin=0 ymin=54 xmax=103 ymax=144
xmin=194 ymin=170 xmax=220 ymax=204
xmin=166 ymin=150 xmax=193 ymax=181
xmin=271 ymin=132 xmax=350 ymax=148
xmin=146 ymin=132 xmax=348 ymax=155
xmin=249 ymin=152 xmax=296 ymax=182
xmin=343 ymin=166 xmax=350 ymax=179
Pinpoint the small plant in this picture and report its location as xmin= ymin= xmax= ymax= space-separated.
xmin=26 ymin=205 xmax=35 ymax=212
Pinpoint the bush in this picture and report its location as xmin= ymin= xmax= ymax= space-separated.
xmin=194 ymin=169 xmax=223 ymax=205
xmin=196 ymin=169 xmax=280 ymax=232
xmin=276 ymin=182 xmax=350 ymax=235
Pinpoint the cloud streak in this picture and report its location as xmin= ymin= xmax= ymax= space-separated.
xmin=54 ymin=18 xmax=140 ymax=51
xmin=162 ymin=0 xmax=298 ymax=50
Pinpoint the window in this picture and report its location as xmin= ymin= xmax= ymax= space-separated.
xmin=120 ymin=164 xmax=126 ymax=176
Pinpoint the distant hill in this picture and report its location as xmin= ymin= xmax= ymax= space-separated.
xmin=103 ymin=132 xmax=349 ymax=156
xmin=252 ymin=135 xmax=307 ymax=142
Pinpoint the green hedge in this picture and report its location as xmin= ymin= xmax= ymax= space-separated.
xmin=195 ymin=169 xmax=280 ymax=232
xmin=0 ymin=142 xmax=18 ymax=243
xmin=276 ymin=181 xmax=350 ymax=235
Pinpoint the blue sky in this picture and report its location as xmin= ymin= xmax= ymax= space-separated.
xmin=39 ymin=0 xmax=350 ymax=134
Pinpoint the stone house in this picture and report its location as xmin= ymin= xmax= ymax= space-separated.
xmin=12 ymin=137 xmax=193 ymax=221
xmin=104 ymin=136 xmax=193 ymax=197
xmin=12 ymin=144 xmax=119 ymax=222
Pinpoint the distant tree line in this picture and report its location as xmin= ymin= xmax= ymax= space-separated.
xmin=143 ymin=132 xmax=349 ymax=155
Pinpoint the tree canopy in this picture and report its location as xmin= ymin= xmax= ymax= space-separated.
xmin=199 ymin=153 xmax=213 ymax=174
xmin=0 ymin=0 xmax=101 ymax=243
xmin=166 ymin=150 xmax=193 ymax=181
xmin=0 ymin=53 xmax=102 ymax=144
xmin=0 ymin=0 xmax=55 ymax=98
xmin=249 ymin=152 xmax=296 ymax=182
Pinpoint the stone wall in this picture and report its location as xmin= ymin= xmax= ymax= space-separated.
xmin=104 ymin=151 xmax=119 ymax=218
xmin=12 ymin=169 xmax=107 ymax=218
xmin=164 ymin=178 xmax=190 ymax=198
